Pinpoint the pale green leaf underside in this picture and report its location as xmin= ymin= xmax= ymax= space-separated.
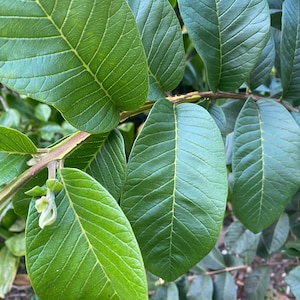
xmin=26 ymin=168 xmax=147 ymax=300
xmin=232 ymin=99 xmax=300 ymax=232
xmin=127 ymin=0 xmax=185 ymax=99
xmin=65 ymin=130 xmax=126 ymax=200
xmin=0 ymin=0 xmax=148 ymax=133
xmin=178 ymin=0 xmax=270 ymax=93
xmin=0 ymin=126 xmax=37 ymax=154
xmin=121 ymin=99 xmax=227 ymax=281
xmin=281 ymin=0 xmax=300 ymax=102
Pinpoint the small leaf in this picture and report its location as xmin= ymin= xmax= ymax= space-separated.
xmin=225 ymin=221 xmax=260 ymax=265
xmin=187 ymin=275 xmax=213 ymax=300
xmin=34 ymin=103 xmax=51 ymax=122
xmin=121 ymin=99 xmax=227 ymax=281
xmin=247 ymin=32 xmax=275 ymax=90
xmin=213 ymin=272 xmax=237 ymax=300
xmin=0 ymin=246 xmax=19 ymax=298
xmin=0 ymin=153 xmax=29 ymax=187
xmin=178 ymin=0 xmax=270 ymax=92
xmin=26 ymin=168 xmax=147 ymax=300
xmin=232 ymin=99 xmax=300 ymax=232
xmin=285 ymin=266 xmax=300 ymax=299
xmin=0 ymin=126 xmax=37 ymax=154
xmin=281 ymin=0 xmax=300 ymax=102
xmin=65 ymin=130 xmax=126 ymax=201
xmin=198 ymin=247 xmax=226 ymax=271
xmin=5 ymin=232 xmax=25 ymax=257
xmin=0 ymin=0 xmax=148 ymax=133
xmin=261 ymin=213 xmax=289 ymax=254
xmin=127 ymin=0 xmax=185 ymax=99
xmin=244 ymin=266 xmax=270 ymax=300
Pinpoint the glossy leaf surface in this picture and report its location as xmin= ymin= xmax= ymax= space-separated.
xmin=0 ymin=0 xmax=148 ymax=133
xmin=121 ymin=99 xmax=227 ymax=281
xmin=127 ymin=0 xmax=185 ymax=99
xmin=178 ymin=0 xmax=270 ymax=92
xmin=232 ymin=99 xmax=300 ymax=232
xmin=0 ymin=126 xmax=37 ymax=154
xmin=281 ymin=0 xmax=300 ymax=102
xmin=26 ymin=168 xmax=147 ymax=300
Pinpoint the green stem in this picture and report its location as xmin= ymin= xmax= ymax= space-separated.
xmin=0 ymin=131 xmax=90 ymax=209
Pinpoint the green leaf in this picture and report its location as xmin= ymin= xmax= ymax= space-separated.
xmin=286 ymin=266 xmax=300 ymax=299
xmin=244 ymin=266 xmax=270 ymax=300
xmin=26 ymin=168 xmax=147 ymax=300
xmin=121 ymin=99 xmax=227 ymax=281
xmin=247 ymin=32 xmax=275 ymax=90
xmin=198 ymin=247 xmax=226 ymax=271
xmin=224 ymin=221 xmax=260 ymax=265
xmin=0 ymin=246 xmax=19 ymax=298
xmin=5 ymin=232 xmax=26 ymax=257
xmin=154 ymin=283 xmax=179 ymax=300
xmin=127 ymin=0 xmax=185 ymax=99
xmin=232 ymin=98 xmax=300 ymax=232
xmin=65 ymin=130 xmax=126 ymax=201
xmin=0 ymin=126 xmax=37 ymax=154
xmin=281 ymin=0 xmax=300 ymax=102
xmin=187 ymin=275 xmax=213 ymax=300
xmin=0 ymin=0 xmax=148 ymax=133
xmin=34 ymin=103 xmax=51 ymax=122
xmin=178 ymin=0 xmax=270 ymax=93
xmin=213 ymin=272 xmax=237 ymax=300
xmin=0 ymin=153 xmax=29 ymax=186
xmin=261 ymin=213 xmax=289 ymax=255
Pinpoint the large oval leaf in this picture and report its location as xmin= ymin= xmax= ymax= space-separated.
xmin=26 ymin=168 xmax=147 ymax=300
xmin=0 ymin=0 xmax=148 ymax=133
xmin=178 ymin=0 xmax=270 ymax=93
xmin=281 ymin=0 xmax=300 ymax=102
xmin=232 ymin=99 xmax=300 ymax=232
xmin=121 ymin=99 xmax=227 ymax=281
xmin=127 ymin=0 xmax=185 ymax=99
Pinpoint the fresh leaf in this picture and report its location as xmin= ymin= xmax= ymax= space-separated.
xmin=65 ymin=130 xmax=126 ymax=201
xmin=26 ymin=168 xmax=147 ymax=300
xmin=0 ymin=0 xmax=148 ymax=133
xmin=285 ymin=266 xmax=300 ymax=299
xmin=5 ymin=232 xmax=25 ymax=257
xmin=127 ymin=0 xmax=185 ymax=99
xmin=0 ymin=246 xmax=19 ymax=298
xmin=244 ymin=266 xmax=270 ymax=300
xmin=121 ymin=99 xmax=227 ymax=281
xmin=187 ymin=275 xmax=213 ymax=300
xmin=0 ymin=153 xmax=29 ymax=186
xmin=232 ymin=98 xmax=300 ymax=232
xmin=213 ymin=272 xmax=237 ymax=300
xmin=34 ymin=103 xmax=51 ymax=122
xmin=198 ymin=247 xmax=226 ymax=271
xmin=247 ymin=32 xmax=275 ymax=90
xmin=281 ymin=0 xmax=300 ymax=102
xmin=0 ymin=126 xmax=37 ymax=154
xmin=178 ymin=0 xmax=270 ymax=92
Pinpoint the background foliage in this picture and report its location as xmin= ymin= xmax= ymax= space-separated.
xmin=0 ymin=0 xmax=300 ymax=299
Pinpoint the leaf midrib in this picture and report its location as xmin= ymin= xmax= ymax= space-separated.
xmin=35 ymin=0 xmax=117 ymax=108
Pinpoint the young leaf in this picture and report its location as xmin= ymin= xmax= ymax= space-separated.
xmin=65 ymin=130 xmax=126 ymax=201
xmin=0 ymin=0 xmax=148 ymax=133
xmin=213 ymin=272 xmax=237 ymax=300
xmin=244 ymin=266 xmax=270 ymax=300
xmin=0 ymin=126 xmax=37 ymax=154
xmin=285 ymin=266 xmax=300 ymax=299
xmin=121 ymin=99 xmax=227 ymax=281
xmin=232 ymin=98 xmax=300 ymax=232
xmin=178 ymin=0 xmax=270 ymax=93
xmin=281 ymin=0 xmax=300 ymax=102
xmin=127 ymin=0 xmax=185 ymax=99
xmin=26 ymin=168 xmax=148 ymax=300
